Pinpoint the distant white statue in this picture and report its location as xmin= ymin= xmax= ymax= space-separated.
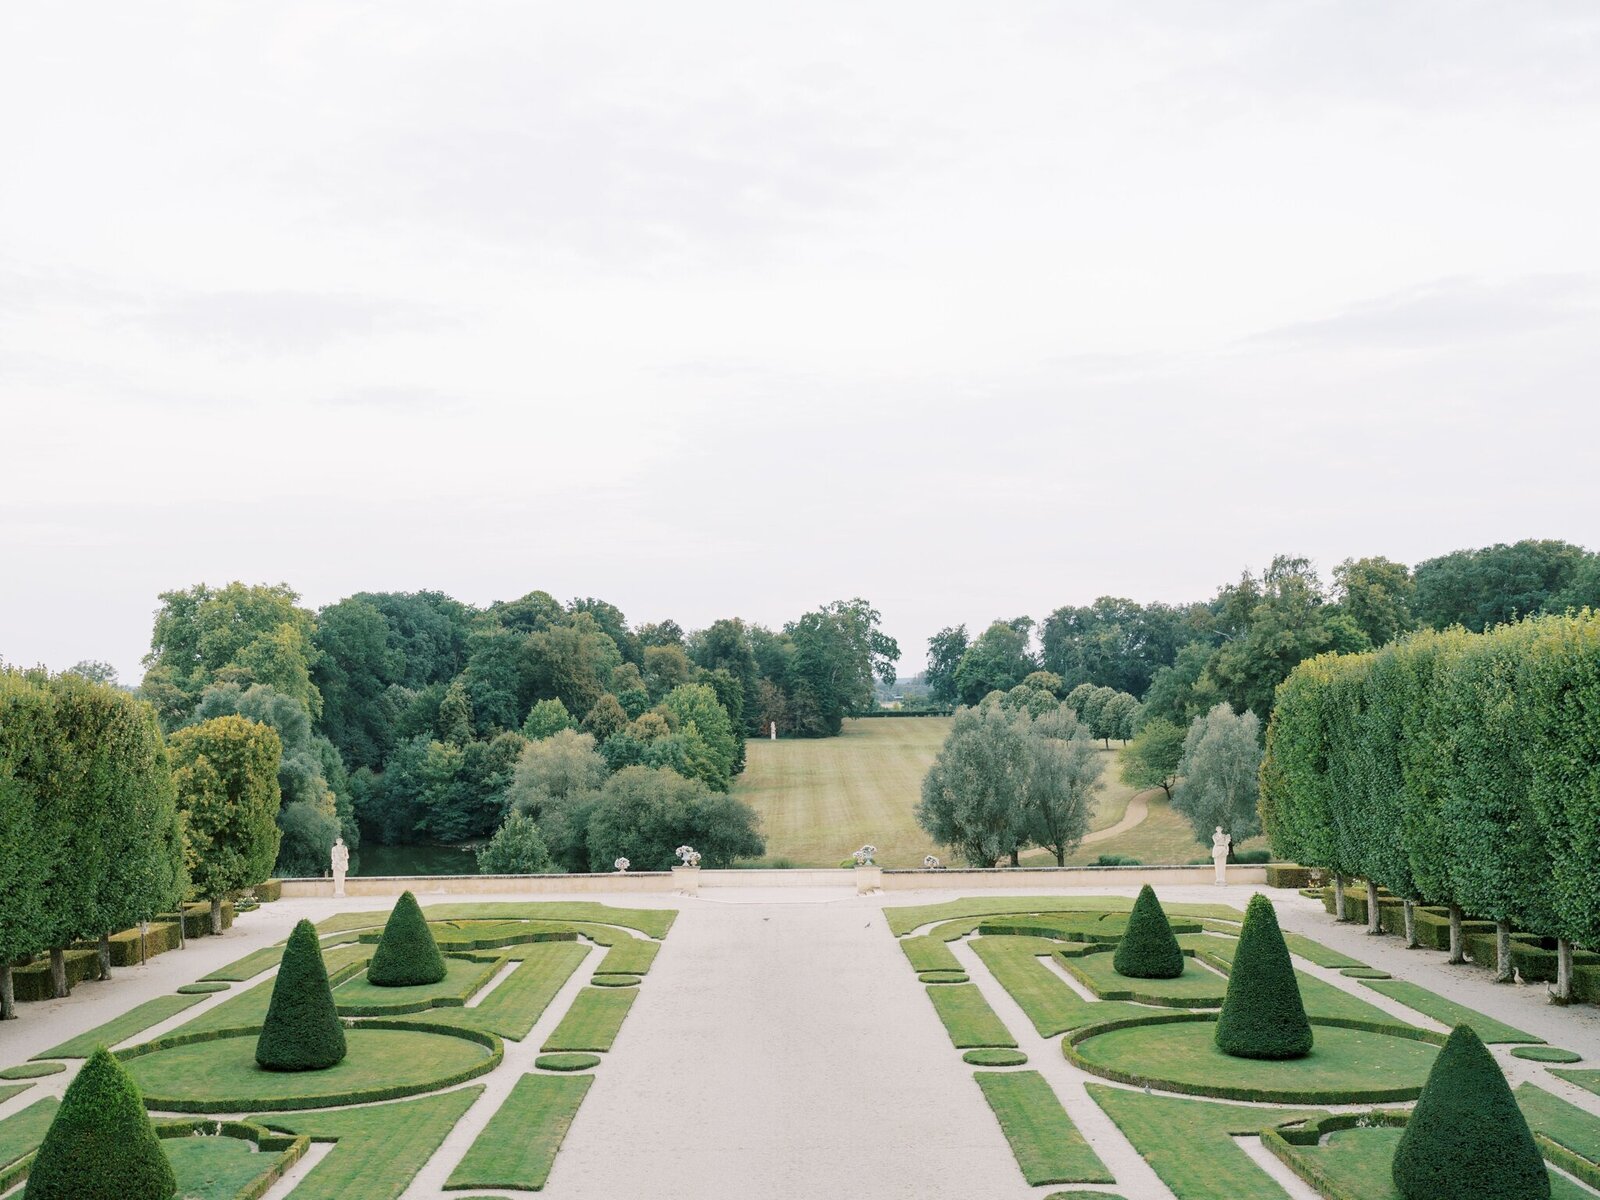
xmin=614 ymin=857 xmax=631 ymax=874
xmin=924 ymin=854 xmax=942 ymax=870
xmin=331 ymin=836 xmax=350 ymax=898
xmin=1211 ymin=826 xmax=1232 ymax=886
xmin=770 ymin=720 xmax=777 ymax=740
xmin=853 ymin=844 xmax=878 ymax=867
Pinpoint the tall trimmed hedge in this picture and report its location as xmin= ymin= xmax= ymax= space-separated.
xmin=1214 ymin=894 xmax=1312 ymax=1060
xmin=1392 ymin=1024 xmax=1548 ymax=1200
xmin=1112 ymin=885 xmax=1183 ymax=979
xmin=1262 ymin=613 xmax=1599 ymax=995
xmin=367 ymin=890 xmax=447 ymax=987
xmin=23 ymin=1046 xmax=175 ymax=1200
xmin=256 ymin=919 xmax=347 ymax=1071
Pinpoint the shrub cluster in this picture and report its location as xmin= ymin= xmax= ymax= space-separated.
xmin=256 ymin=919 xmax=347 ymax=1071
xmin=366 ymin=891 xmax=447 ymax=987
xmin=1214 ymin=894 xmax=1312 ymax=1060
xmin=1112 ymin=885 xmax=1184 ymax=979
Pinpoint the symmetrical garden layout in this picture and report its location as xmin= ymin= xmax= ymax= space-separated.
xmin=890 ymin=895 xmax=1600 ymax=1200
xmin=0 ymin=901 xmax=673 ymax=1199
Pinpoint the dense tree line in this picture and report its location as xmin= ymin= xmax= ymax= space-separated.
xmin=139 ymin=583 xmax=894 ymax=866
xmin=925 ymin=539 xmax=1600 ymax=730
xmin=1261 ymin=611 xmax=1600 ymax=1000
xmin=0 ymin=670 xmax=281 ymax=1017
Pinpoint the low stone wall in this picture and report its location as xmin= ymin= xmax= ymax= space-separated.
xmin=278 ymin=863 xmax=1264 ymax=898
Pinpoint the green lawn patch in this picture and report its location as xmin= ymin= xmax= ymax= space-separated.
xmin=964 ymin=1048 xmax=1027 ymax=1066
xmin=1551 ymin=1069 xmax=1600 ymax=1100
xmin=317 ymin=901 xmax=675 ymax=940
xmin=1180 ymin=935 xmax=1400 ymax=1026
xmin=1513 ymin=1046 xmax=1582 ymax=1063
xmin=181 ymin=943 xmax=372 ymax=1035
xmin=900 ymin=934 xmax=961 ymax=973
xmin=926 ymin=982 xmax=1017 ymax=1048
xmin=0 ymin=1062 xmax=63 ymax=1080
xmin=202 ymin=944 xmax=287 ymax=982
xmin=1069 ymin=1015 xmax=1439 ymax=1104
xmin=1087 ymin=1084 xmax=1322 ymax=1200
xmin=333 ymin=955 xmax=499 ymax=1015
xmin=0 ymin=1097 xmax=58 ymax=1173
xmin=975 ymin=1070 xmax=1113 ymax=1185
xmin=122 ymin=1025 xmax=498 ymax=1112
xmin=412 ymin=941 xmax=589 ymax=1041
xmin=886 ymin=896 xmax=1242 ymax=938
xmin=1358 ymin=977 xmax=1543 ymax=1044
xmin=32 ymin=992 xmax=207 ymax=1059
xmin=1064 ymin=949 xmax=1227 ymax=1007
xmin=537 ymin=1052 xmax=601 ymax=1071
xmin=590 ymin=974 xmax=640 ymax=987
xmin=1517 ymin=1082 xmax=1600 ymax=1188
xmin=969 ymin=937 xmax=1142 ymax=1036
xmin=1280 ymin=932 xmax=1364 ymax=969
xmin=1340 ymin=967 xmax=1391 ymax=978
xmin=919 ymin=971 xmax=969 ymax=984
xmin=163 ymin=1129 xmax=297 ymax=1200
xmin=177 ymin=981 xmax=231 ymax=994
xmin=266 ymin=1087 xmax=482 ymax=1200
xmin=541 ymin=986 xmax=637 ymax=1052
xmin=446 ymin=1072 xmax=592 ymax=1191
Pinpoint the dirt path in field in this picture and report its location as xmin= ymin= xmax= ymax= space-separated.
xmin=1082 ymin=787 xmax=1153 ymax=844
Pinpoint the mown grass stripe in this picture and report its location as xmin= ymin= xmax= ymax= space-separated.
xmin=975 ymin=1070 xmax=1113 ymax=1185
xmin=1358 ymin=977 xmax=1543 ymax=1044
xmin=541 ymin=987 xmax=637 ymax=1052
xmin=32 ymin=992 xmax=206 ymax=1059
xmin=446 ymin=1073 xmax=592 ymax=1191
xmin=925 ymin=983 xmax=1016 ymax=1049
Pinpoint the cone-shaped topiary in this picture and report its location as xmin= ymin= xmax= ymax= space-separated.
xmin=1113 ymin=885 xmax=1185 ymax=979
xmin=1214 ymin=893 xmax=1312 ymax=1059
xmin=256 ymin=918 xmax=347 ymax=1071
xmin=366 ymin=890 xmax=447 ymax=987
xmin=23 ymin=1046 xmax=175 ymax=1200
xmin=1393 ymin=1024 xmax=1549 ymax=1200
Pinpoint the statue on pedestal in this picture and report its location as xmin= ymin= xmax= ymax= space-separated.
xmin=331 ymin=836 xmax=349 ymax=898
xmin=1211 ymin=826 xmax=1232 ymax=886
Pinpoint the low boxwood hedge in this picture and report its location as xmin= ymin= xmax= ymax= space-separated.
xmin=253 ymin=880 xmax=283 ymax=903
xmin=1261 ymin=1110 xmax=1409 ymax=1200
xmin=154 ymin=1119 xmax=309 ymax=1200
xmin=71 ymin=923 xmax=182 ymax=968
xmin=11 ymin=950 xmax=99 ymax=1002
xmin=1264 ymin=864 xmax=1319 ymax=889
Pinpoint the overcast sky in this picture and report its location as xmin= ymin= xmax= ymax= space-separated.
xmin=4 ymin=2 xmax=1599 ymax=683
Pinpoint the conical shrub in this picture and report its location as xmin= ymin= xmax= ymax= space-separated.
xmin=1113 ymin=885 xmax=1185 ymax=979
xmin=1214 ymin=893 xmax=1312 ymax=1059
xmin=23 ymin=1046 xmax=174 ymax=1200
xmin=1393 ymin=1024 xmax=1549 ymax=1200
xmin=256 ymin=918 xmax=347 ymax=1071
xmin=366 ymin=890 xmax=447 ymax=987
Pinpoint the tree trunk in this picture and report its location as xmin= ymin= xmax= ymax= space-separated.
xmin=1492 ymin=919 xmax=1514 ymax=983
xmin=176 ymin=911 xmax=186 ymax=948
xmin=49 ymin=947 xmax=68 ymax=998
xmin=1447 ymin=904 xmax=1466 ymax=964
xmin=1055 ymin=847 xmax=1066 ymax=867
xmin=1402 ymin=899 xmax=1419 ymax=949
xmin=1333 ymin=875 xmax=1348 ymax=922
xmin=1367 ymin=886 xmax=1383 ymax=935
xmin=0 ymin=964 xmax=13 ymax=1021
xmin=1553 ymin=938 xmax=1574 ymax=1004
xmin=210 ymin=897 xmax=223 ymax=936
xmin=98 ymin=932 xmax=113 ymax=981
xmin=1008 ymin=847 xmax=1020 ymax=868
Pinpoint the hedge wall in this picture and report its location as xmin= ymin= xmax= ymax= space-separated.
xmin=72 ymin=922 xmax=182 ymax=968
xmin=12 ymin=949 xmax=99 ymax=1002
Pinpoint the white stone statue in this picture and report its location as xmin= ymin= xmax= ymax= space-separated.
xmin=331 ymin=836 xmax=350 ymax=898
xmin=1211 ymin=826 xmax=1231 ymax=886
xmin=770 ymin=720 xmax=777 ymax=740
xmin=614 ymin=857 xmax=631 ymax=873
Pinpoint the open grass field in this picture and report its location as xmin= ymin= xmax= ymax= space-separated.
xmin=734 ymin=717 xmax=1148 ymax=867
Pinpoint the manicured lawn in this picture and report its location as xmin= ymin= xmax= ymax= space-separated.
xmin=1276 ymin=1124 xmax=1590 ymax=1200
xmin=266 ymin=1087 xmax=482 ymax=1200
xmin=333 ymin=955 xmax=498 ymax=1014
xmin=1552 ymin=1069 xmax=1600 ymax=1099
xmin=446 ymin=1072 xmax=592 ymax=1190
xmin=124 ymin=1026 xmax=496 ymax=1111
xmin=541 ymin=987 xmax=637 ymax=1052
xmin=1516 ymin=1082 xmax=1600 ymax=1184
xmin=316 ymin=901 xmax=675 ymax=940
xmin=969 ymin=937 xmax=1143 ymax=1035
xmin=413 ymin=942 xmax=590 ymax=1041
xmin=1087 ymin=1085 xmax=1322 ymax=1200
xmin=183 ymin=943 xmax=373 ymax=1035
xmin=887 ymin=897 xmax=1242 ymax=938
xmin=1280 ymin=933 xmax=1365 ymax=969
xmin=965 ymin=1048 xmax=1027 ymax=1066
xmin=1054 ymin=791 xmax=1269 ymax=867
xmin=1182 ymin=936 xmax=1402 ymax=1026
xmin=0 ymin=1063 xmax=62 ymax=1079
xmin=1064 ymin=950 xmax=1227 ymax=1007
xmin=1071 ymin=1018 xmax=1438 ymax=1103
xmin=925 ymin=983 xmax=1017 ymax=1049
xmin=1358 ymin=977 xmax=1543 ymax=1044
xmin=203 ymin=944 xmax=289 ymax=982
xmin=975 ymin=1070 xmax=1113 ymax=1185
xmin=164 ymin=1131 xmax=293 ymax=1200
xmin=1513 ymin=1046 xmax=1582 ymax=1063
xmin=900 ymin=935 xmax=961 ymax=974
xmin=33 ymin=992 xmax=206 ymax=1059
xmin=537 ymin=1052 xmax=601 ymax=1071
xmin=0 ymin=1097 xmax=58 ymax=1172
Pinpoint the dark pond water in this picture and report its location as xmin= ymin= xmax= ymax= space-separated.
xmin=350 ymin=843 xmax=481 ymax=877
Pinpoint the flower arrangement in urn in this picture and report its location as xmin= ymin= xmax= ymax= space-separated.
xmin=923 ymin=854 xmax=942 ymax=869
xmin=613 ymin=857 xmax=630 ymax=873
xmin=852 ymin=844 xmax=878 ymax=866
xmin=675 ymin=845 xmax=701 ymax=868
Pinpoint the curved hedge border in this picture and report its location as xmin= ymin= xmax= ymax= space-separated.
xmin=1062 ymin=1012 xmax=1445 ymax=1104
xmin=535 ymin=1053 xmax=601 ymax=1072
xmin=1059 ymin=948 xmax=1216 ymax=1009
xmin=1261 ymin=1110 xmax=1409 ymax=1200
xmin=118 ymin=1020 xmax=503 ymax=1113
xmin=333 ymin=955 xmax=505 ymax=1017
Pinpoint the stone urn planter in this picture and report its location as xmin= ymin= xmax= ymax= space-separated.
xmin=672 ymin=846 xmax=702 ymax=895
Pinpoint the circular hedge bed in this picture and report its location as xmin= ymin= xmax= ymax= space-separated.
xmin=1509 ymin=1045 xmax=1581 ymax=1064
xmin=122 ymin=1023 xmax=499 ymax=1112
xmin=589 ymin=974 xmax=641 ymax=988
xmin=919 ymin=971 xmax=969 ymax=985
xmin=536 ymin=1053 xmax=601 ymax=1072
xmin=1066 ymin=1014 xmax=1440 ymax=1103
xmin=963 ymin=1048 xmax=1027 ymax=1067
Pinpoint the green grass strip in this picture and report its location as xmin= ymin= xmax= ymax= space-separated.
xmin=970 ymin=937 xmax=1143 ymax=1035
xmin=317 ymin=901 xmax=674 ymax=939
xmin=1516 ymin=1082 xmax=1600 ymax=1183
xmin=1513 ymin=1046 xmax=1582 ymax=1063
xmin=1359 ymin=978 xmax=1543 ymax=1044
xmin=0 ymin=1085 xmax=29 ymax=1108
xmin=920 ymin=971 xmax=969 ymax=984
xmin=1551 ymin=1069 xmax=1600 ymax=1100
xmin=0 ymin=1063 xmax=62 ymax=1080
xmin=413 ymin=941 xmax=590 ymax=1041
xmin=32 ymin=992 xmax=206 ymax=1059
xmin=901 ymin=934 xmax=962 ymax=973
xmin=0 ymin=1097 xmax=59 ymax=1171
xmin=265 ymin=1087 xmax=481 ymax=1200
xmin=1280 ymin=932 xmax=1364 ymax=969
xmin=975 ymin=1070 xmax=1113 ymax=1185
xmin=181 ymin=942 xmax=373 ymax=1036
xmin=202 ymin=944 xmax=286 ymax=982
xmin=886 ymin=896 xmax=1243 ymax=937
xmin=964 ymin=1048 xmax=1027 ymax=1066
xmin=536 ymin=1052 xmax=600 ymax=1072
xmin=541 ymin=987 xmax=637 ymax=1052
xmin=926 ymin=983 xmax=1016 ymax=1048
xmin=590 ymin=974 xmax=640 ymax=988
xmin=1087 ymin=1083 xmax=1323 ymax=1200
xmin=176 ymin=981 xmax=231 ymax=994
xmin=446 ymin=1072 xmax=592 ymax=1191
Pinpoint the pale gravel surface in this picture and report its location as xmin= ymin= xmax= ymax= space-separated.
xmin=3 ymin=880 xmax=1599 ymax=1200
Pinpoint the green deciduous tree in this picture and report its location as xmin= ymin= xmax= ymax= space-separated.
xmin=171 ymin=715 xmax=284 ymax=933
xmin=1172 ymin=704 xmax=1262 ymax=847
xmin=924 ymin=625 xmax=969 ymax=706
xmin=1022 ymin=709 xmax=1102 ymax=866
xmin=953 ymin=619 xmax=1036 ymax=705
xmin=1332 ymin=556 xmax=1416 ymax=647
xmin=916 ymin=704 xmax=1031 ymax=866
xmin=522 ymin=697 xmax=574 ymax=740
xmin=477 ymin=812 xmax=554 ymax=874
xmin=1414 ymin=539 xmax=1593 ymax=632
xmin=782 ymin=599 xmax=900 ymax=735
xmin=585 ymin=766 xmax=764 ymax=870
xmin=1119 ymin=717 xmax=1185 ymax=800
